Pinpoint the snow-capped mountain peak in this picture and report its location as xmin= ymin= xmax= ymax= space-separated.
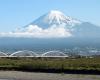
xmin=45 ymin=10 xmax=66 ymax=24
xmin=46 ymin=10 xmax=81 ymax=25
xmin=45 ymin=10 xmax=70 ymax=24
xmin=30 ymin=10 xmax=81 ymax=29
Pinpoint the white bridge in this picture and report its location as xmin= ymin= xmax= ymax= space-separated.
xmin=0 ymin=50 xmax=68 ymax=57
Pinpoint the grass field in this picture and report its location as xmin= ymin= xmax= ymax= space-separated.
xmin=0 ymin=57 xmax=100 ymax=74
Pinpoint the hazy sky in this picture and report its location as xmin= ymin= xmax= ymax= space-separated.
xmin=0 ymin=0 xmax=100 ymax=32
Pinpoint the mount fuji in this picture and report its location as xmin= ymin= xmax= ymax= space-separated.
xmin=29 ymin=10 xmax=81 ymax=29
xmin=0 ymin=10 xmax=100 ymax=38
xmin=23 ymin=10 xmax=100 ymax=38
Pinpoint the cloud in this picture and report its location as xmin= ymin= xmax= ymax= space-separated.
xmin=0 ymin=25 xmax=72 ymax=38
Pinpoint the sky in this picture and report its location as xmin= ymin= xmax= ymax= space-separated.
xmin=0 ymin=0 xmax=100 ymax=32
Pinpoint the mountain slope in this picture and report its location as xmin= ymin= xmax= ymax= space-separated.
xmin=28 ymin=10 xmax=81 ymax=29
xmin=72 ymin=22 xmax=100 ymax=38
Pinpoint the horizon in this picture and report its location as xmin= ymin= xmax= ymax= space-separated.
xmin=0 ymin=0 xmax=100 ymax=32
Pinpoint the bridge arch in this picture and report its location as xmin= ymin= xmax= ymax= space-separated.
xmin=0 ymin=51 xmax=8 ymax=57
xmin=10 ymin=50 xmax=38 ymax=57
xmin=41 ymin=50 xmax=68 ymax=57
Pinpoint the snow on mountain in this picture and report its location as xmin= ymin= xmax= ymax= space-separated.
xmin=0 ymin=10 xmax=100 ymax=38
xmin=29 ymin=10 xmax=81 ymax=29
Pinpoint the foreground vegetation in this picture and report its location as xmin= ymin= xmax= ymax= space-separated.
xmin=0 ymin=57 xmax=100 ymax=74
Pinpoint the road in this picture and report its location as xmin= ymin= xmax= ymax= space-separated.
xmin=0 ymin=71 xmax=100 ymax=80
